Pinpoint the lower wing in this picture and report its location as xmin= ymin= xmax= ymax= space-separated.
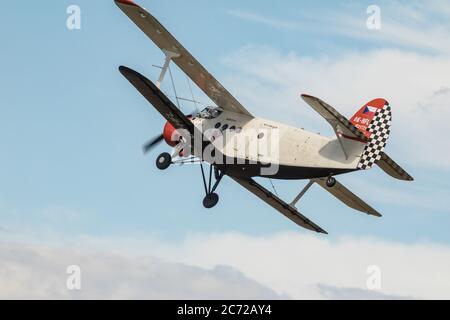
xmin=231 ymin=177 xmax=328 ymax=234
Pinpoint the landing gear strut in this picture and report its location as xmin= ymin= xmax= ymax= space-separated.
xmin=326 ymin=176 xmax=336 ymax=188
xmin=156 ymin=152 xmax=172 ymax=170
xmin=200 ymin=163 xmax=224 ymax=209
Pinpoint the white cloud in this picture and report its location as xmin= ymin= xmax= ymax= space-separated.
xmin=316 ymin=284 xmax=412 ymax=300
xmin=3 ymin=231 xmax=449 ymax=299
xmin=227 ymin=10 xmax=301 ymax=31
xmin=227 ymin=2 xmax=450 ymax=54
xmin=146 ymin=232 xmax=450 ymax=300
xmin=0 ymin=242 xmax=284 ymax=299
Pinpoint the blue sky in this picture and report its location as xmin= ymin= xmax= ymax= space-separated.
xmin=1 ymin=1 xmax=450 ymax=299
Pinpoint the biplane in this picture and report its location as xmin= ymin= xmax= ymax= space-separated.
xmin=115 ymin=0 xmax=413 ymax=234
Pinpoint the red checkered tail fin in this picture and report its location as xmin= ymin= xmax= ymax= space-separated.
xmin=350 ymin=99 xmax=392 ymax=170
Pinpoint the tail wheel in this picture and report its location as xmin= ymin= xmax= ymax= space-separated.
xmin=156 ymin=152 xmax=172 ymax=170
xmin=326 ymin=177 xmax=336 ymax=188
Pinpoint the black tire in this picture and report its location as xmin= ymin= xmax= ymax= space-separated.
xmin=203 ymin=193 xmax=219 ymax=209
xmin=326 ymin=176 xmax=336 ymax=188
xmin=156 ymin=152 xmax=172 ymax=170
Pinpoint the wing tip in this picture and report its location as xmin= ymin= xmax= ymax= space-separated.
xmin=118 ymin=65 xmax=130 ymax=77
xmin=368 ymin=208 xmax=382 ymax=218
xmin=372 ymin=212 xmax=383 ymax=218
xmin=387 ymin=170 xmax=414 ymax=182
xmin=118 ymin=65 xmax=139 ymax=78
xmin=300 ymin=93 xmax=316 ymax=100
xmin=115 ymin=0 xmax=139 ymax=7
xmin=303 ymin=220 xmax=328 ymax=235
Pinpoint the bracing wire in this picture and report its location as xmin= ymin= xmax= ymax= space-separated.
xmin=152 ymin=64 xmax=207 ymax=109
xmin=186 ymin=74 xmax=199 ymax=114
xmin=168 ymin=64 xmax=181 ymax=109
xmin=269 ymin=178 xmax=279 ymax=197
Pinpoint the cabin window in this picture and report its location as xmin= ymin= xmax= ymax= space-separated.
xmin=198 ymin=106 xmax=223 ymax=119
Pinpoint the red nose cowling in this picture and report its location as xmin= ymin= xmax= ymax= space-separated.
xmin=162 ymin=116 xmax=193 ymax=147
xmin=163 ymin=121 xmax=180 ymax=147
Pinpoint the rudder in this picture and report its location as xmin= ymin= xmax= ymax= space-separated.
xmin=350 ymin=99 xmax=392 ymax=170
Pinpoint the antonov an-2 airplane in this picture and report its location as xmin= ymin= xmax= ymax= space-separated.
xmin=115 ymin=0 xmax=413 ymax=234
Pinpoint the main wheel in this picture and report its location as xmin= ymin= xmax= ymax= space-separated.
xmin=203 ymin=193 xmax=219 ymax=209
xmin=156 ymin=152 xmax=172 ymax=170
xmin=326 ymin=176 xmax=336 ymax=188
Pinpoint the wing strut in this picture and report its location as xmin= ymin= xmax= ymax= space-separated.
xmin=290 ymin=178 xmax=381 ymax=217
xmin=290 ymin=180 xmax=314 ymax=207
xmin=156 ymin=50 xmax=180 ymax=89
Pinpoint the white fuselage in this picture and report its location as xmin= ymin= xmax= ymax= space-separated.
xmin=191 ymin=110 xmax=365 ymax=179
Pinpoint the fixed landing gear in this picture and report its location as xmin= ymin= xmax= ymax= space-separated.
xmin=155 ymin=151 xmax=224 ymax=208
xmin=156 ymin=152 xmax=172 ymax=170
xmin=200 ymin=164 xmax=224 ymax=209
xmin=326 ymin=176 xmax=337 ymax=188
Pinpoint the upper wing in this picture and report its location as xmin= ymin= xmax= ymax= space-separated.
xmin=231 ymin=176 xmax=327 ymax=234
xmin=377 ymin=152 xmax=414 ymax=181
xmin=301 ymin=94 xmax=368 ymax=142
xmin=115 ymin=0 xmax=253 ymax=117
xmin=313 ymin=178 xmax=381 ymax=217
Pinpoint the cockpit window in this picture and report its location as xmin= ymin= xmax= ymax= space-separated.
xmin=198 ymin=106 xmax=223 ymax=119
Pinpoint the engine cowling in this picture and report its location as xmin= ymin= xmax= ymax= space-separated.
xmin=162 ymin=115 xmax=194 ymax=147
xmin=162 ymin=121 xmax=180 ymax=147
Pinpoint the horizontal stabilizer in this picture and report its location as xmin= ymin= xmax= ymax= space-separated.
xmin=313 ymin=178 xmax=381 ymax=217
xmin=377 ymin=152 xmax=414 ymax=181
xmin=301 ymin=94 xmax=369 ymax=142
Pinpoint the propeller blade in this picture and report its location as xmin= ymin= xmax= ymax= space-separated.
xmin=142 ymin=134 xmax=164 ymax=154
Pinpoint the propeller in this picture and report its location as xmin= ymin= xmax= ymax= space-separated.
xmin=141 ymin=108 xmax=199 ymax=155
xmin=142 ymin=134 xmax=164 ymax=154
